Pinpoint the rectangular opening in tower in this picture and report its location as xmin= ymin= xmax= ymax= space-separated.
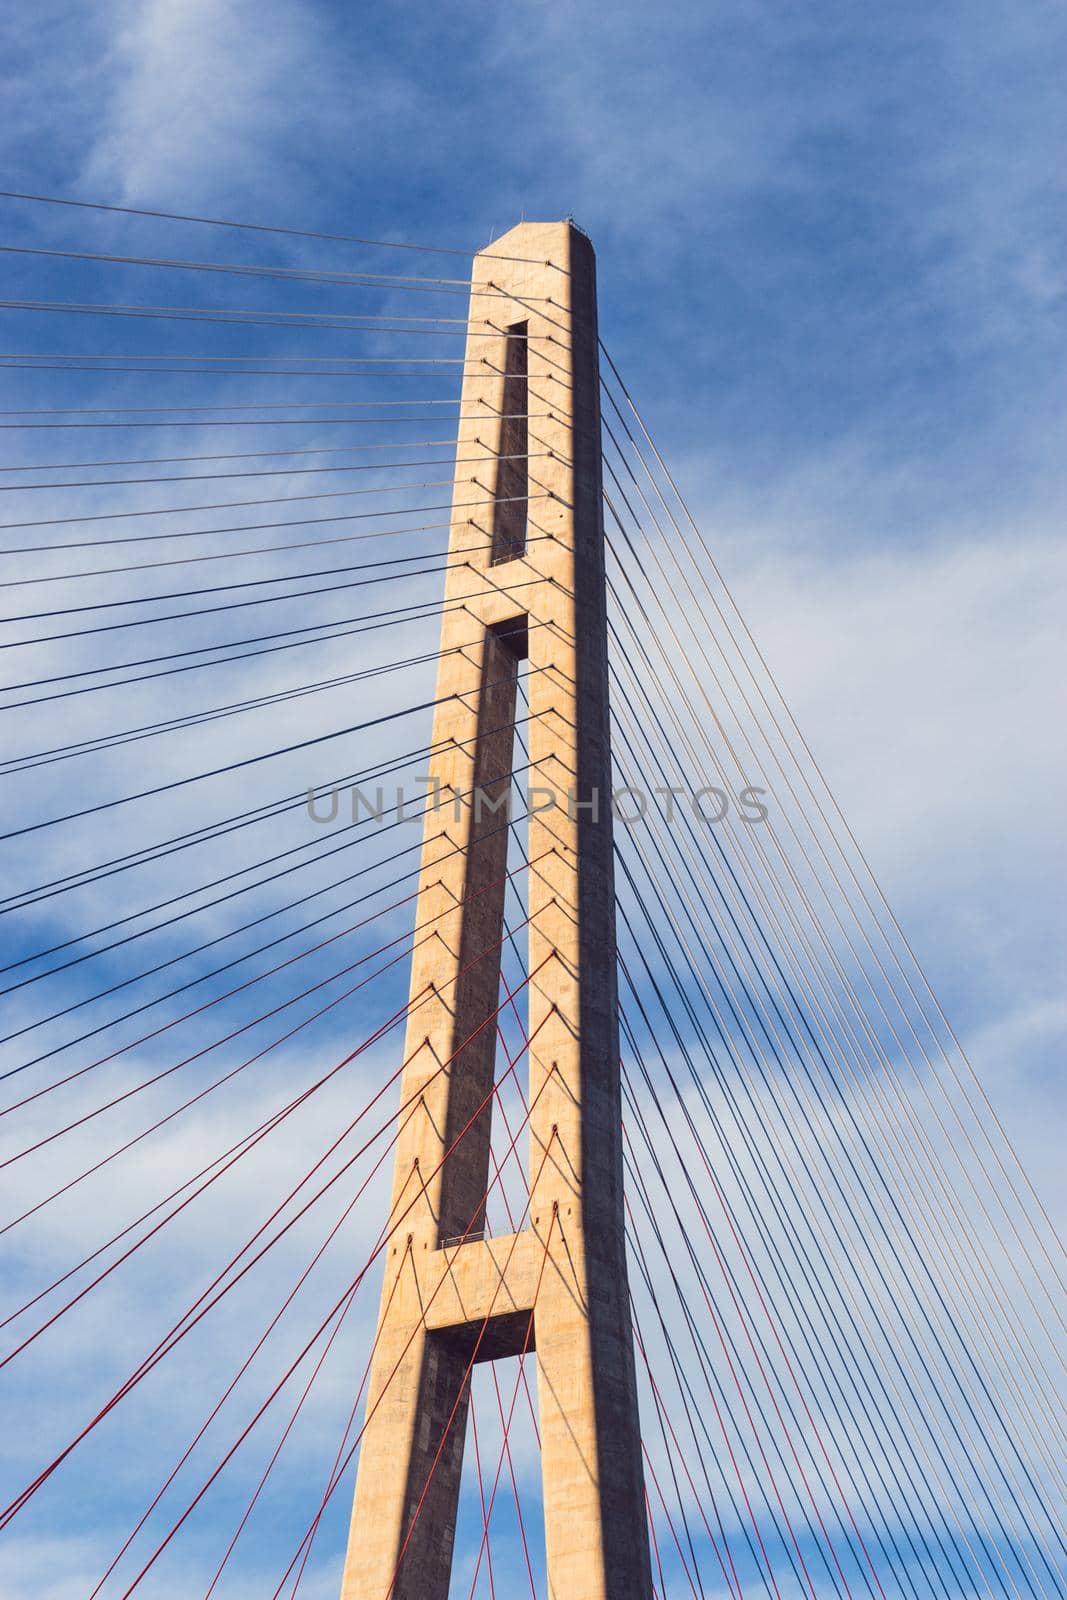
xmin=491 ymin=321 xmax=529 ymax=564
xmin=437 ymin=617 xmax=527 ymax=1250
xmin=486 ymin=645 xmax=534 ymax=1240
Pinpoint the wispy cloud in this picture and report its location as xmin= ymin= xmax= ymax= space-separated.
xmin=80 ymin=0 xmax=345 ymax=207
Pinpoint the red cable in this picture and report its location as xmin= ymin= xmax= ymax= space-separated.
xmin=281 ymin=994 xmax=552 ymax=1600
xmin=3 ymin=1022 xmax=416 ymax=1341
xmin=490 ymin=1021 xmax=542 ymax=1450
xmin=1 ymin=936 xmax=417 ymax=1237
xmin=622 ymin=1178 xmax=784 ymax=1600
xmin=2 ymin=982 xmax=425 ymax=1372
xmin=645 ymin=1483 xmax=668 ymax=1598
xmin=285 ymin=1236 xmax=413 ymax=1598
xmin=680 ymin=1161 xmax=857 ymax=1600
xmin=0 ymin=941 xmax=549 ymax=1528
xmin=1 ymin=845 xmax=551 ymax=1169
xmin=201 ymin=1264 xmax=367 ymax=1597
xmin=2 ymin=901 xmax=428 ymax=1123
xmin=488 ymin=1362 xmax=538 ymax=1600
xmin=9 ymin=1046 xmax=422 ymax=1554
xmin=121 ymin=991 xmax=558 ymax=1600
xmin=464 ymin=1208 xmax=556 ymax=1600
xmin=0 ymin=876 xmax=424 ymax=1123
xmin=642 ymin=1131 xmax=848 ymax=1600
xmin=0 ymin=922 xmax=413 ymax=1167
xmin=395 ymin=1187 xmax=558 ymax=1600
xmin=276 ymin=1002 xmax=556 ymax=1599
xmin=618 ymin=1058 xmax=824 ymax=1600
xmin=632 ymin=1308 xmax=743 ymax=1600
xmin=89 ymin=1094 xmax=421 ymax=1598
xmin=686 ymin=1125 xmax=886 ymax=1600
xmin=472 ymin=1029 xmax=539 ymax=1596
xmin=3 ymin=853 xmax=544 ymax=1323
xmin=2 ymin=849 xmax=548 ymax=1238
xmin=0 ymin=835 xmax=550 ymax=1123
xmin=469 ymin=1394 xmax=497 ymax=1600
xmin=116 ymin=1237 xmax=412 ymax=1600
xmin=641 ymin=1437 xmax=703 ymax=1600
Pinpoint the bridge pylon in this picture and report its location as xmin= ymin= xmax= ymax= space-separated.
xmin=340 ymin=222 xmax=652 ymax=1600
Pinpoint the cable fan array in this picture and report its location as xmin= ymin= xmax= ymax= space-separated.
xmin=0 ymin=190 xmax=1061 ymax=1600
xmin=601 ymin=362 xmax=1066 ymax=1600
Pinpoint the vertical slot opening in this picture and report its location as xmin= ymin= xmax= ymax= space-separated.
xmin=437 ymin=617 xmax=526 ymax=1247
xmin=491 ymin=321 xmax=529 ymax=564
xmin=486 ymin=635 xmax=532 ymax=1242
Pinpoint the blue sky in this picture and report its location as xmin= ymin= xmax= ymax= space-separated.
xmin=0 ymin=2 xmax=1064 ymax=1596
xmin=6 ymin=0 xmax=1063 ymax=503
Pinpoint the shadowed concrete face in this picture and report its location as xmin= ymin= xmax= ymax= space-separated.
xmin=340 ymin=222 xmax=652 ymax=1600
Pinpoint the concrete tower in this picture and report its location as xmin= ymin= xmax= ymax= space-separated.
xmin=340 ymin=222 xmax=652 ymax=1600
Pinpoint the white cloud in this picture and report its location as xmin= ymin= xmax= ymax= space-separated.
xmin=80 ymin=0 xmax=338 ymax=208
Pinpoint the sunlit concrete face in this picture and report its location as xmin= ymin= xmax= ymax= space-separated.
xmin=340 ymin=222 xmax=651 ymax=1600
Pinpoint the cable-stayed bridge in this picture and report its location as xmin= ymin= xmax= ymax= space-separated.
xmin=0 ymin=195 xmax=1062 ymax=1600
